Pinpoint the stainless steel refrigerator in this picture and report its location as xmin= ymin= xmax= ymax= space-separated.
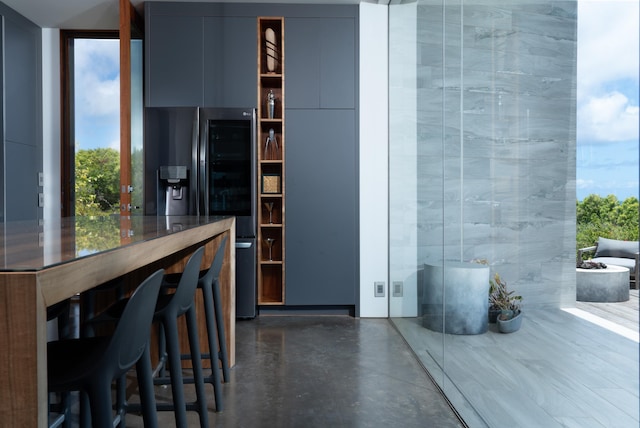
xmin=145 ymin=106 xmax=258 ymax=318
xmin=197 ymin=108 xmax=258 ymax=318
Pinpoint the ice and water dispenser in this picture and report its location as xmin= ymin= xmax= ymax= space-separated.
xmin=158 ymin=166 xmax=189 ymax=215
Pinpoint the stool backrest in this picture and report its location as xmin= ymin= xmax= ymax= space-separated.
xmin=108 ymin=269 xmax=164 ymax=373
xmin=172 ymin=246 xmax=205 ymax=315
xmin=200 ymin=236 xmax=228 ymax=288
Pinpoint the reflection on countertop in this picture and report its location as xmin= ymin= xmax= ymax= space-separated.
xmin=0 ymin=215 xmax=231 ymax=271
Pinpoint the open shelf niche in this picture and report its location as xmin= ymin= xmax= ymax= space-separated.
xmin=257 ymin=17 xmax=285 ymax=305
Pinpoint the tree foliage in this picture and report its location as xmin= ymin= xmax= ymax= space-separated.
xmin=576 ymin=194 xmax=639 ymax=250
xmin=75 ymin=148 xmax=120 ymax=216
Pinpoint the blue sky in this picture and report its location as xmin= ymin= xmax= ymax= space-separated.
xmin=576 ymin=0 xmax=639 ymax=201
xmin=74 ymin=2 xmax=639 ymax=202
xmin=74 ymin=39 xmax=120 ymax=152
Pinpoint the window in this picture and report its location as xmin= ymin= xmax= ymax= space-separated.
xmin=61 ymin=30 xmax=143 ymax=218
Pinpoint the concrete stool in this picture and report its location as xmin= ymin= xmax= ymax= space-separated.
xmin=421 ymin=262 xmax=490 ymax=335
xmin=576 ymin=265 xmax=629 ymax=302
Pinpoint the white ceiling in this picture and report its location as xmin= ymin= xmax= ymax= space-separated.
xmin=2 ymin=0 xmax=366 ymax=30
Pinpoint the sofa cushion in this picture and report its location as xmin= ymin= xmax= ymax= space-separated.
xmin=591 ymin=257 xmax=635 ymax=273
xmin=594 ymin=237 xmax=639 ymax=259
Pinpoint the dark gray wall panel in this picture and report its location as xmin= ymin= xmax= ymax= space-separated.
xmin=286 ymin=109 xmax=357 ymax=305
xmin=146 ymin=14 xmax=204 ymax=107
xmin=204 ymin=16 xmax=257 ymax=108
xmin=1 ymin=5 xmax=42 ymax=222
xmin=5 ymin=142 xmax=37 ymax=221
xmin=4 ymin=20 xmax=37 ymax=146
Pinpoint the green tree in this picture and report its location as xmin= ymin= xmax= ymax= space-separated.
xmin=577 ymin=194 xmax=639 ymax=250
xmin=75 ymin=148 xmax=120 ymax=216
xmin=576 ymin=194 xmax=619 ymax=224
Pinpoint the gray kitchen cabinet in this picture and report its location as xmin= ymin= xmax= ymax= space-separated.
xmin=145 ymin=13 xmax=204 ymax=107
xmin=285 ymin=109 xmax=357 ymax=306
xmin=204 ymin=16 xmax=257 ymax=108
xmin=145 ymin=10 xmax=257 ymax=109
xmin=286 ymin=17 xmax=356 ymax=109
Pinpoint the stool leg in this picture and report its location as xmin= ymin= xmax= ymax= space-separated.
xmin=86 ymin=378 xmax=114 ymax=428
xmin=156 ymin=323 xmax=168 ymax=378
xmin=80 ymin=390 xmax=91 ymax=428
xmin=136 ymin=344 xmax=158 ymax=428
xmin=162 ymin=318 xmax=189 ymax=428
xmin=212 ymin=278 xmax=230 ymax=382
xmin=201 ymin=281 xmax=224 ymax=411
xmin=185 ymin=306 xmax=210 ymax=428
xmin=61 ymin=391 xmax=71 ymax=428
xmin=115 ymin=375 xmax=127 ymax=427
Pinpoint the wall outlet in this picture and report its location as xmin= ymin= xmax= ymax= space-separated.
xmin=374 ymin=281 xmax=385 ymax=297
xmin=393 ymin=281 xmax=403 ymax=297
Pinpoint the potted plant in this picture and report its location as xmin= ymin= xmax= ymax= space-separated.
xmin=488 ymin=273 xmax=523 ymax=333
xmin=487 ymin=275 xmax=502 ymax=323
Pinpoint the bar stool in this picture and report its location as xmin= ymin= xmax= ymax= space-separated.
xmin=161 ymin=235 xmax=229 ymax=412
xmin=47 ymin=269 xmax=164 ymax=428
xmin=87 ymin=246 xmax=210 ymax=428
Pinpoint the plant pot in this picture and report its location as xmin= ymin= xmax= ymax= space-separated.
xmin=497 ymin=310 xmax=522 ymax=333
xmin=488 ymin=307 xmax=501 ymax=324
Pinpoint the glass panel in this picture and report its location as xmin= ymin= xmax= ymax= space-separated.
xmin=390 ymin=1 xmax=589 ymax=426
xmin=207 ymin=120 xmax=253 ymax=216
xmin=73 ymin=38 xmax=120 ymax=217
xmin=131 ymin=38 xmax=144 ymax=214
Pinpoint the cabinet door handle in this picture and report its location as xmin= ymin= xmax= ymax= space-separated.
xmin=236 ymin=242 xmax=252 ymax=249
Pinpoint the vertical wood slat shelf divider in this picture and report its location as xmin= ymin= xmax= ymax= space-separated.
xmin=257 ymin=17 xmax=285 ymax=305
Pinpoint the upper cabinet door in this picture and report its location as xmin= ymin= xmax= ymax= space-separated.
xmin=204 ymin=17 xmax=257 ymax=108
xmin=145 ymin=14 xmax=204 ymax=107
xmin=286 ymin=17 xmax=356 ymax=110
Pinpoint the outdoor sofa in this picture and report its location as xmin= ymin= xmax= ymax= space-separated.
xmin=578 ymin=237 xmax=640 ymax=289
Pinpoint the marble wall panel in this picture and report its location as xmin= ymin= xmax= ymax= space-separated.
xmin=409 ymin=1 xmax=577 ymax=308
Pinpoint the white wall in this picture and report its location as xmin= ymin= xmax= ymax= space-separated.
xmin=42 ymin=28 xmax=61 ymax=223
xmin=388 ymin=2 xmax=418 ymax=318
xmin=358 ymin=3 xmax=389 ymax=318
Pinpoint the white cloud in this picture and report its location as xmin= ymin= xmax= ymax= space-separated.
xmin=577 ymin=0 xmax=639 ymax=97
xmin=576 ymin=178 xmax=595 ymax=189
xmin=577 ymin=1 xmax=639 ymax=145
xmin=74 ymin=39 xmax=120 ymax=117
xmin=578 ymin=92 xmax=640 ymax=142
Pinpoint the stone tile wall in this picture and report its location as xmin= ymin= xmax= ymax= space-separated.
xmin=390 ymin=1 xmax=577 ymax=310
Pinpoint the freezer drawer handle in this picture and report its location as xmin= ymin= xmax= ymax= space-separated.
xmin=236 ymin=242 xmax=253 ymax=249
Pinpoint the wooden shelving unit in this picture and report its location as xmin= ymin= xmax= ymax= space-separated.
xmin=257 ymin=17 xmax=285 ymax=305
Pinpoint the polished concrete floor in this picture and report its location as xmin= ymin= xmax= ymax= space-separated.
xmin=117 ymin=316 xmax=466 ymax=427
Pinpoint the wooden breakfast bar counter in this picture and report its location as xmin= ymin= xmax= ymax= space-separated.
xmin=0 ymin=215 xmax=236 ymax=427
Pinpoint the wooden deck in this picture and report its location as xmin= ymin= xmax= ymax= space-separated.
xmin=576 ymin=289 xmax=639 ymax=333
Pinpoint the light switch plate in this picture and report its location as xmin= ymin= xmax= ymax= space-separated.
xmin=374 ymin=281 xmax=385 ymax=297
xmin=393 ymin=281 xmax=403 ymax=297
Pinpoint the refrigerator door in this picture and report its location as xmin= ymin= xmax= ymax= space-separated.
xmin=235 ymin=238 xmax=257 ymax=318
xmin=199 ymin=108 xmax=257 ymax=238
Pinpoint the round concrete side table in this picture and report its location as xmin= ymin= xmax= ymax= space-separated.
xmin=421 ymin=262 xmax=490 ymax=335
xmin=576 ymin=265 xmax=629 ymax=302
